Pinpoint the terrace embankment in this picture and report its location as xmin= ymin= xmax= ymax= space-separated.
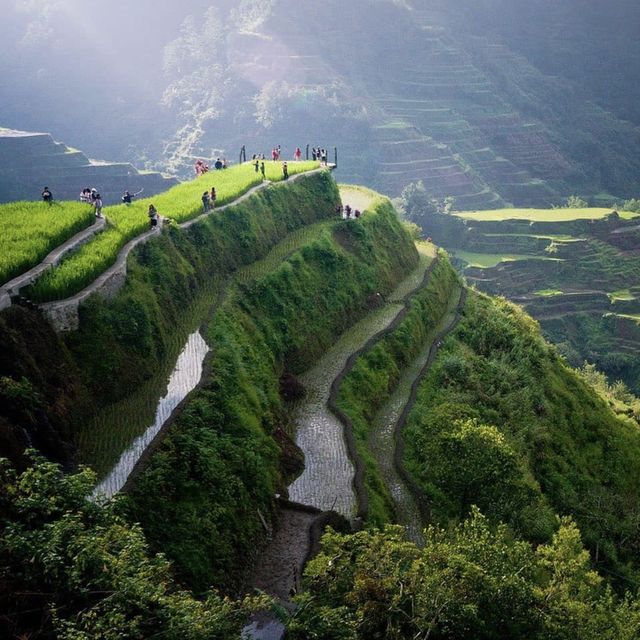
xmin=414 ymin=207 xmax=640 ymax=393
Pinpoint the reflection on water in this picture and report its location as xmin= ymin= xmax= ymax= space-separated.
xmin=93 ymin=331 xmax=210 ymax=500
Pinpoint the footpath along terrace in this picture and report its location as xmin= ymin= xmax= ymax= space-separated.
xmin=0 ymin=161 xmax=320 ymax=306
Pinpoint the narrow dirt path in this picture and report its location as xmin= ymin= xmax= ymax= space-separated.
xmin=368 ymin=284 xmax=462 ymax=544
xmin=287 ymin=247 xmax=436 ymax=517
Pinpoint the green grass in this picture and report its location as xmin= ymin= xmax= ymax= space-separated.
xmin=450 ymin=249 xmax=556 ymax=268
xmin=455 ymin=207 xmax=639 ymax=222
xmin=0 ymin=201 xmax=95 ymax=285
xmin=609 ymin=289 xmax=635 ymax=301
xmin=27 ymin=161 xmax=319 ymax=302
xmin=534 ymin=289 xmax=564 ymax=297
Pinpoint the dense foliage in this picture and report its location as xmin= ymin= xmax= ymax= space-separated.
xmin=128 ymin=198 xmax=419 ymax=591
xmin=0 ymin=455 xmax=264 ymax=640
xmin=287 ymin=511 xmax=640 ymax=639
xmin=404 ymin=293 xmax=640 ymax=584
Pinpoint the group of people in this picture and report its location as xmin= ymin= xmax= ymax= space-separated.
xmin=312 ymin=147 xmax=328 ymax=165
xmin=194 ymin=158 xmax=228 ymax=176
xmin=336 ymin=204 xmax=361 ymax=219
xmin=201 ymin=186 xmax=217 ymax=212
xmin=79 ymin=187 xmax=104 ymax=217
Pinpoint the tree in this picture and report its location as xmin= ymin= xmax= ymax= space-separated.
xmin=399 ymin=181 xmax=454 ymax=221
xmin=565 ymin=195 xmax=589 ymax=208
xmin=0 ymin=454 xmax=266 ymax=639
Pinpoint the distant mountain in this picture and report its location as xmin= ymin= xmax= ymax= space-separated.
xmin=2 ymin=0 xmax=639 ymax=206
xmin=0 ymin=127 xmax=177 ymax=204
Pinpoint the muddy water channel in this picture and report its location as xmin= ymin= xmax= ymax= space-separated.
xmin=93 ymin=331 xmax=209 ymax=499
xmin=288 ymin=249 xmax=435 ymax=518
xmin=368 ymin=285 xmax=462 ymax=544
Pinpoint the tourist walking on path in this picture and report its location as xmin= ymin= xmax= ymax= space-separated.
xmin=80 ymin=188 xmax=92 ymax=203
xmin=282 ymin=161 xmax=289 ymax=180
xmin=148 ymin=204 xmax=159 ymax=228
xmin=210 ymin=187 xmax=217 ymax=208
xmin=254 ymin=159 xmax=260 ymax=173
xmin=93 ymin=193 xmax=103 ymax=218
xmin=42 ymin=187 xmax=53 ymax=205
xmin=345 ymin=204 xmax=352 ymax=219
xmin=260 ymin=161 xmax=266 ymax=180
xmin=201 ymin=191 xmax=211 ymax=212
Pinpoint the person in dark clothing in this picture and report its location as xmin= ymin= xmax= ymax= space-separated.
xmin=254 ymin=159 xmax=260 ymax=173
xmin=282 ymin=161 xmax=289 ymax=179
xmin=210 ymin=187 xmax=216 ymax=208
xmin=354 ymin=209 xmax=361 ymax=219
xmin=148 ymin=204 xmax=159 ymax=228
xmin=42 ymin=187 xmax=53 ymax=205
xmin=202 ymin=191 xmax=210 ymax=212
xmin=260 ymin=161 xmax=266 ymax=180
xmin=122 ymin=190 xmax=133 ymax=205
xmin=312 ymin=148 xmax=317 ymax=161
xmin=214 ymin=158 xmax=223 ymax=170
xmin=345 ymin=204 xmax=352 ymax=219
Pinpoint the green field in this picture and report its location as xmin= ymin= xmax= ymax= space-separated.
xmin=28 ymin=161 xmax=319 ymax=302
xmin=455 ymin=207 xmax=639 ymax=222
xmin=450 ymin=249 xmax=557 ymax=268
xmin=0 ymin=201 xmax=94 ymax=285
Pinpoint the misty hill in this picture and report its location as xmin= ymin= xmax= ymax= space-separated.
xmin=0 ymin=127 xmax=177 ymax=204
xmin=2 ymin=0 xmax=640 ymax=208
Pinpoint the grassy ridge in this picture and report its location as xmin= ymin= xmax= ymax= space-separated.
xmin=27 ymin=161 xmax=319 ymax=302
xmin=128 ymin=200 xmax=419 ymax=592
xmin=0 ymin=201 xmax=94 ymax=285
xmin=335 ymin=251 xmax=459 ymax=525
xmin=404 ymin=292 xmax=640 ymax=584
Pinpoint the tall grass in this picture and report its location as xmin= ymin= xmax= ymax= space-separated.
xmin=28 ymin=161 xmax=319 ymax=302
xmin=0 ymin=201 xmax=94 ymax=285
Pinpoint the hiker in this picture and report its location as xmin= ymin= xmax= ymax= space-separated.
xmin=294 ymin=147 xmax=302 ymax=161
xmin=282 ymin=161 xmax=289 ymax=180
xmin=93 ymin=193 xmax=103 ymax=218
xmin=214 ymin=158 xmax=223 ymax=170
xmin=42 ymin=187 xmax=53 ymax=205
xmin=354 ymin=209 xmax=361 ymax=219
xmin=321 ymin=148 xmax=327 ymax=165
xmin=271 ymin=148 xmax=278 ymax=161
xmin=260 ymin=161 xmax=266 ymax=179
xmin=312 ymin=147 xmax=317 ymax=161
xmin=345 ymin=204 xmax=352 ymax=219
xmin=80 ymin=188 xmax=92 ymax=203
xmin=122 ymin=190 xmax=133 ymax=205
xmin=148 ymin=204 xmax=159 ymax=228
xmin=201 ymin=190 xmax=210 ymax=212
xmin=210 ymin=187 xmax=217 ymax=208
xmin=254 ymin=159 xmax=260 ymax=173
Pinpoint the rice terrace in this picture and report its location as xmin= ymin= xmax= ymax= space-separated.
xmin=2 ymin=1 xmax=640 ymax=639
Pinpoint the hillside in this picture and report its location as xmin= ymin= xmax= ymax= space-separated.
xmin=411 ymin=205 xmax=640 ymax=395
xmin=0 ymin=127 xmax=177 ymax=205
xmin=2 ymin=170 xmax=640 ymax=638
xmin=2 ymin=1 xmax=640 ymax=206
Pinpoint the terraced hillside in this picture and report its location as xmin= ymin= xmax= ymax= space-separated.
xmin=414 ymin=206 xmax=640 ymax=394
xmin=3 ymin=169 xmax=640 ymax=639
xmin=0 ymin=127 xmax=177 ymax=204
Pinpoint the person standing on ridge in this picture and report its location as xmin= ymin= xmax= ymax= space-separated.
xmin=42 ymin=187 xmax=53 ymax=205
xmin=282 ymin=161 xmax=289 ymax=179
xmin=148 ymin=204 xmax=159 ymax=229
xmin=202 ymin=190 xmax=210 ymax=212
xmin=294 ymin=147 xmax=302 ymax=161
xmin=260 ymin=161 xmax=266 ymax=180
xmin=254 ymin=158 xmax=260 ymax=173
xmin=210 ymin=186 xmax=217 ymax=208
xmin=93 ymin=193 xmax=103 ymax=218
